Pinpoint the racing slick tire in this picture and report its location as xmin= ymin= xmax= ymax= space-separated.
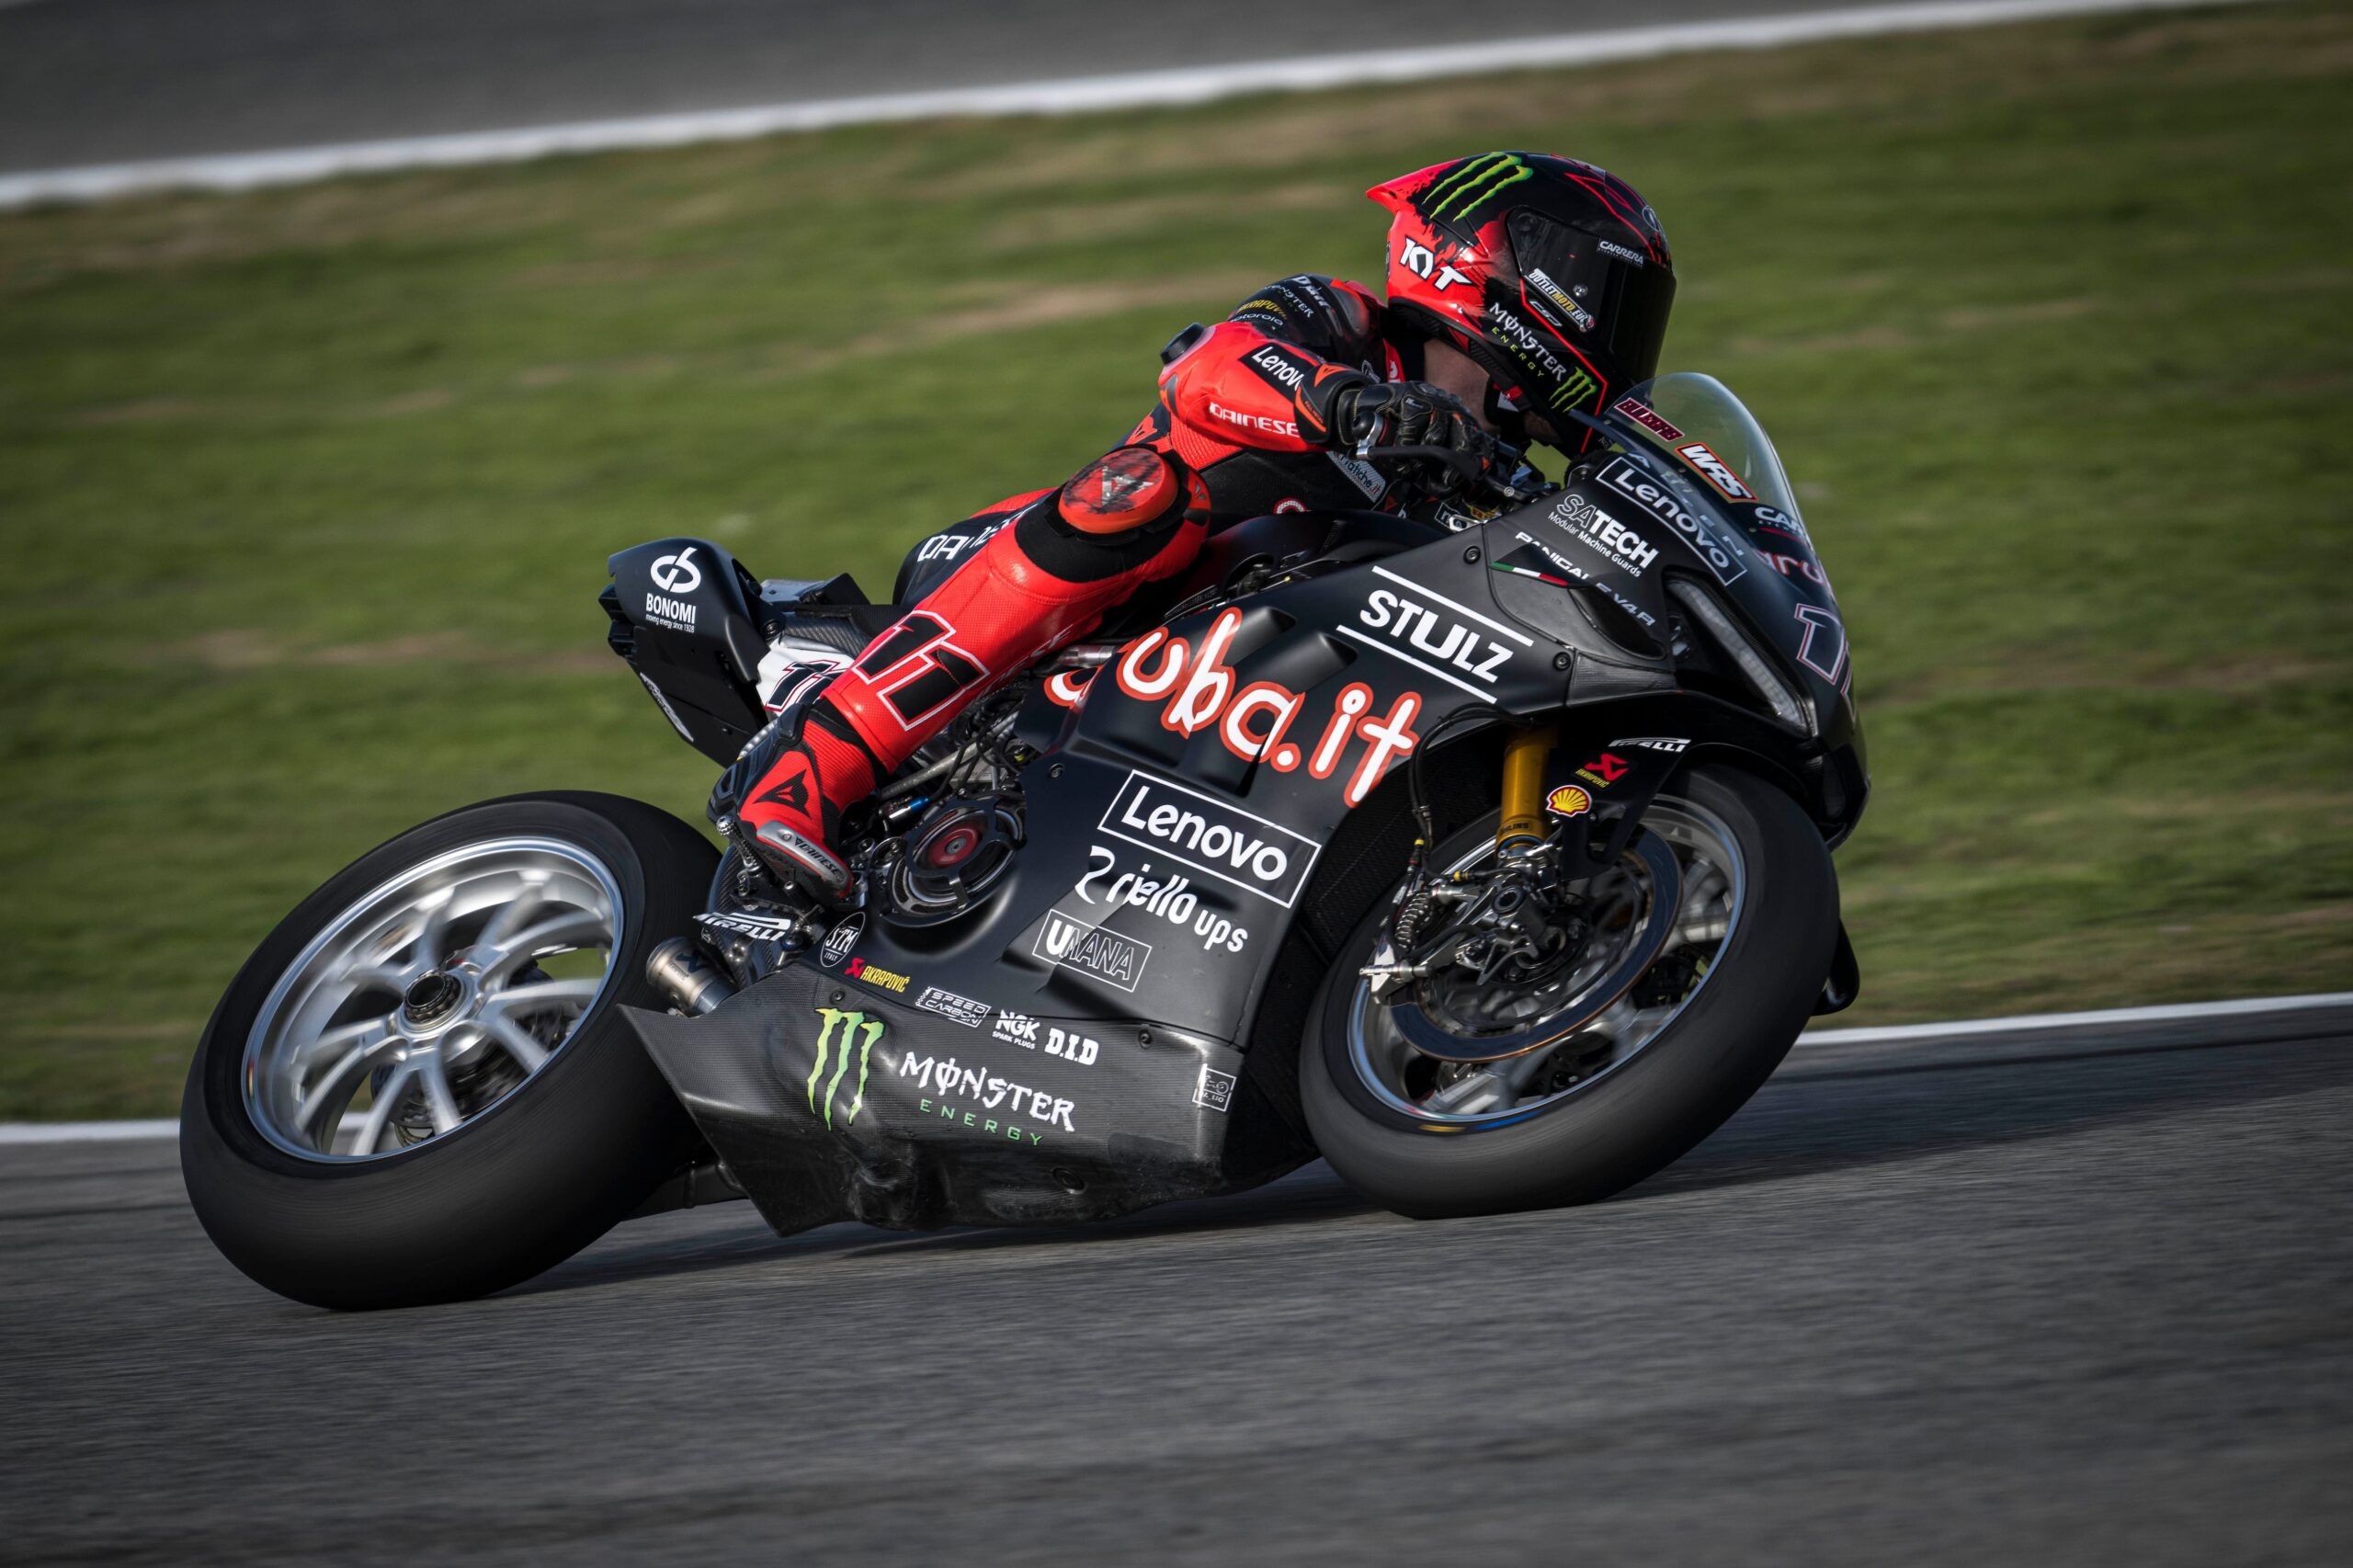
xmin=181 ymin=792 xmax=715 ymax=1310
xmin=1300 ymin=764 xmax=1837 ymax=1220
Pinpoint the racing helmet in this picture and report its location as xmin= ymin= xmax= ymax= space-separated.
xmin=1369 ymin=151 xmax=1677 ymax=450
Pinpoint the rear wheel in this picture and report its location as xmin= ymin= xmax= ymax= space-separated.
xmin=1301 ymin=764 xmax=1836 ymax=1218
xmin=180 ymin=792 xmax=717 ymax=1309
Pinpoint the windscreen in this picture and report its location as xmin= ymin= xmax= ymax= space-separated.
xmin=1607 ymin=372 xmax=1805 ymax=524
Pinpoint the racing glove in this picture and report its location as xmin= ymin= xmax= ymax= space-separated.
xmin=1302 ymin=374 xmax=1498 ymax=490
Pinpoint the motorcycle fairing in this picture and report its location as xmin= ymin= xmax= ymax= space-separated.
xmin=634 ymin=401 xmax=1868 ymax=1231
xmin=621 ymin=964 xmax=1285 ymax=1236
xmin=1584 ymin=375 xmax=1863 ymax=759
xmin=632 ymin=528 xmax=1582 ymax=1231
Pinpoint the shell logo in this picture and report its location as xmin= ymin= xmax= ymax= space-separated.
xmin=1546 ymin=785 xmax=1592 ymax=818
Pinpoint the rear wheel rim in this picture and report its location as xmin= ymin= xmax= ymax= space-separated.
xmin=241 ymin=837 xmax=625 ymax=1162
xmin=1343 ymin=796 xmax=1745 ymax=1128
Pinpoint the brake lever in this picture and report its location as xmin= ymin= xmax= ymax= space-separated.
xmin=1358 ymin=443 xmax=1487 ymax=483
xmin=1358 ymin=442 xmax=1550 ymax=506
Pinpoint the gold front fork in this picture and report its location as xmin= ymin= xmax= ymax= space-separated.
xmin=1497 ymin=723 xmax=1558 ymax=847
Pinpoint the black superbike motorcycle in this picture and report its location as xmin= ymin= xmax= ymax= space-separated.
xmin=181 ymin=372 xmax=1866 ymax=1309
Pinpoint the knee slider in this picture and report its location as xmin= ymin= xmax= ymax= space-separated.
xmin=1056 ymin=447 xmax=1207 ymax=537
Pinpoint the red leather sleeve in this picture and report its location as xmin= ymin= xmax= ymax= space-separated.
xmin=1158 ymin=276 xmax=1391 ymax=452
xmin=1157 ymin=321 xmax=1324 ymax=452
xmin=1157 ymin=320 xmax=1326 ymax=451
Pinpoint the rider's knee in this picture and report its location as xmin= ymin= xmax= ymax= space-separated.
xmin=1017 ymin=447 xmax=1210 ymax=582
xmin=1057 ymin=448 xmax=1196 ymax=534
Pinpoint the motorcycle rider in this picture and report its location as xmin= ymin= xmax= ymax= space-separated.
xmin=727 ymin=150 xmax=1678 ymax=898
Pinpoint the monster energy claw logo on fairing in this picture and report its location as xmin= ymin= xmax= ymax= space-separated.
xmin=807 ymin=1006 xmax=881 ymax=1128
xmin=1423 ymin=153 xmax=1532 ymax=223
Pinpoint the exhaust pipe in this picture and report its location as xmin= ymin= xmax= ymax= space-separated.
xmin=646 ymin=937 xmax=737 ymax=1016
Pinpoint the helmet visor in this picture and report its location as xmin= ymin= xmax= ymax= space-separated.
xmin=1507 ymin=209 xmax=1677 ymax=392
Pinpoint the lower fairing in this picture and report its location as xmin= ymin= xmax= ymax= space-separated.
xmin=621 ymin=964 xmax=1307 ymax=1235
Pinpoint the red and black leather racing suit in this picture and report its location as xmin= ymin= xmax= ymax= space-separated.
xmin=734 ymin=275 xmax=1433 ymax=885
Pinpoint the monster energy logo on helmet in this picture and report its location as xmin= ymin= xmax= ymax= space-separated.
xmin=807 ymin=1006 xmax=881 ymax=1128
xmin=1550 ymin=365 xmax=1600 ymax=412
xmin=1422 ymin=152 xmax=1533 ymax=224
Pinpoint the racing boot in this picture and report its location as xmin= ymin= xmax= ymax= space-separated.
xmin=729 ymin=446 xmax=1211 ymax=899
xmin=727 ymin=703 xmax=877 ymax=901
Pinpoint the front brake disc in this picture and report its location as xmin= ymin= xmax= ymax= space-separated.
xmin=1387 ymin=830 xmax=1681 ymax=1064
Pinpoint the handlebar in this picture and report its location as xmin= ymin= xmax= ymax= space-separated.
xmin=1357 ymin=441 xmax=1552 ymax=507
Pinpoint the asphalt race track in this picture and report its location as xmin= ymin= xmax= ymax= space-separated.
xmin=4 ymin=1006 xmax=2346 ymax=1564
xmin=0 ymin=0 xmax=2024 ymax=175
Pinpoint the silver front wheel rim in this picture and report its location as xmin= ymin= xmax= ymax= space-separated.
xmin=242 ymin=837 xmax=625 ymax=1161
xmin=1345 ymin=797 xmax=1746 ymax=1127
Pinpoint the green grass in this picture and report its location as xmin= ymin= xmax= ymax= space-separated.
xmin=4 ymin=2 xmax=2350 ymax=1119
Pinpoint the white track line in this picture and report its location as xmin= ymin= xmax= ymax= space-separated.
xmin=0 ymin=0 xmax=2269 ymax=210
xmin=1802 ymin=990 xmax=2353 ymax=1046
xmin=0 ymin=1119 xmax=178 ymax=1145
xmin=4 ymin=990 xmax=2346 ymax=1143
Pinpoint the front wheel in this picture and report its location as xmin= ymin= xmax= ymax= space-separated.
xmin=180 ymin=791 xmax=718 ymax=1309
xmin=1301 ymin=764 xmax=1837 ymax=1219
